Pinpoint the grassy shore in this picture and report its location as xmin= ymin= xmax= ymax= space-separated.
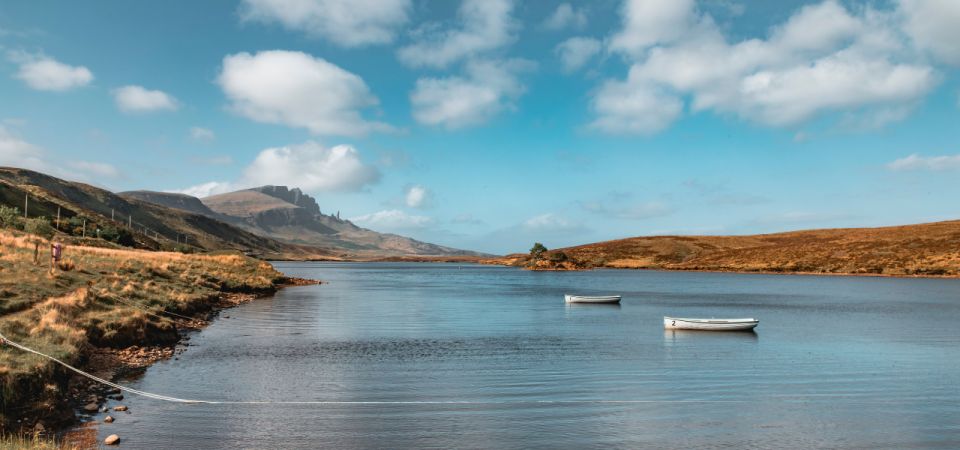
xmin=0 ymin=228 xmax=295 ymax=435
xmin=491 ymin=220 xmax=960 ymax=277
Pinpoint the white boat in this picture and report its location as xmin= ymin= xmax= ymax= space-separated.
xmin=564 ymin=294 xmax=621 ymax=304
xmin=663 ymin=316 xmax=758 ymax=331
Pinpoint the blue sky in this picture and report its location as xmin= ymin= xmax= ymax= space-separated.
xmin=0 ymin=0 xmax=958 ymax=254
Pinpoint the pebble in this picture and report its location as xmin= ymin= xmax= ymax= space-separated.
xmin=104 ymin=434 xmax=120 ymax=445
xmin=104 ymin=415 xmax=114 ymax=423
xmin=83 ymin=403 xmax=99 ymax=412
xmin=113 ymin=405 xmax=129 ymax=412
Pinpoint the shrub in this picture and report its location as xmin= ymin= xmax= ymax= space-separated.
xmin=0 ymin=205 xmax=22 ymax=230
xmin=548 ymin=251 xmax=568 ymax=263
xmin=100 ymin=225 xmax=135 ymax=246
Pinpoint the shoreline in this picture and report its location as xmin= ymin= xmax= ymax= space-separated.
xmin=47 ymin=277 xmax=321 ymax=447
xmin=481 ymin=259 xmax=960 ymax=280
xmin=6 ymin=268 xmax=323 ymax=440
xmin=63 ymin=276 xmax=321 ymax=418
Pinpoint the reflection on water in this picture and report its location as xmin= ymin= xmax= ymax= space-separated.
xmin=663 ymin=328 xmax=759 ymax=344
xmin=81 ymin=263 xmax=960 ymax=449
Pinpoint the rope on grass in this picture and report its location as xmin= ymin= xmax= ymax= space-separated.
xmin=0 ymin=331 xmax=205 ymax=403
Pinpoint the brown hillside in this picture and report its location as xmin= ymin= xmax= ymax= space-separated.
xmin=497 ymin=221 xmax=960 ymax=277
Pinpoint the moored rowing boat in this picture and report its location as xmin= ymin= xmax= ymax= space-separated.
xmin=663 ymin=316 xmax=758 ymax=331
xmin=564 ymin=294 xmax=621 ymax=304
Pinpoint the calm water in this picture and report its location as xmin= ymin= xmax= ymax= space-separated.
xmin=84 ymin=263 xmax=960 ymax=448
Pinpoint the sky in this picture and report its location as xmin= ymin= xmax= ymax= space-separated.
xmin=0 ymin=0 xmax=958 ymax=254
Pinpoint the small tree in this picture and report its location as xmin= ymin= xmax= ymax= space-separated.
xmin=24 ymin=217 xmax=55 ymax=240
xmin=530 ymin=242 xmax=548 ymax=260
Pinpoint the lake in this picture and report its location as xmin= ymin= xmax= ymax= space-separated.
xmin=81 ymin=262 xmax=960 ymax=448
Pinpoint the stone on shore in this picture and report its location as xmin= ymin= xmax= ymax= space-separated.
xmin=113 ymin=405 xmax=128 ymax=411
xmin=83 ymin=403 xmax=99 ymax=412
xmin=104 ymin=415 xmax=115 ymax=423
xmin=104 ymin=434 xmax=120 ymax=445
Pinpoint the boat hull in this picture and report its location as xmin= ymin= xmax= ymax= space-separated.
xmin=663 ymin=316 xmax=758 ymax=331
xmin=565 ymin=294 xmax=621 ymax=304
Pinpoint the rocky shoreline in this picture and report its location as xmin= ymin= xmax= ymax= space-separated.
xmin=9 ymin=276 xmax=321 ymax=445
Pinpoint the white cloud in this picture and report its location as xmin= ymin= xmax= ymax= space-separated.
xmin=593 ymin=0 xmax=940 ymax=134
xmin=189 ymin=127 xmax=215 ymax=142
xmin=555 ymin=37 xmax=601 ymax=72
xmin=0 ymin=125 xmax=47 ymax=171
xmin=218 ymin=50 xmax=392 ymax=136
xmin=170 ymin=181 xmax=235 ymax=198
xmin=733 ymin=56 xmax=933 ymax=127
xmin=410 ymin=58 xmax=532 ymax=129
xmin=112 ymin=85 xmax=178 ymax=113
xmin=172 ymin=140 xmax=380 ymax=198
xmin=242 ymin=141 xmax=380 ymax=192
xmin=68 ymin=161 xmax=119 ymax=178
xmin=239 ymin=0 xmax=411 ymax=47
xmin=589 ymin=78 xmax=682 ymax=134
xmin=10 ymin=53 xmax=93 ymax=91
xmin=899 ymin=0 xmax=960 ymax=66
xmin=397 ymin=0 xmax=516 ymax=68
xmin=542 ymin=3 xmax=587 ymax=31
xmin=404 ymin=185 xmax=430 ymax=208
xmin=887 ymin=153 xmax=960 ymax=171
xmin=350 ymin=209 xmax=433 ymax=230
xmin=608 ymin=0 xmax=696 ymax=57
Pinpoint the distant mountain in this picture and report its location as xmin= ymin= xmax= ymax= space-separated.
xmin=494 ymin=221 xmax=960 ymax=276
xmin=0 ymin=167 xmax=328 ymax=259
xmin=124 ymin=186 xmax=484 ymax=258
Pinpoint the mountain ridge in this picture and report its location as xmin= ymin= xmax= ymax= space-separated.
xmin=122 ymin=186 xmax=484 ymax=258
xmin=0 ymin=167 xmax=329 ymax=259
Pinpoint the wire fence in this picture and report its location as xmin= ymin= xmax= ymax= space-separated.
xmin=7 ymin=192 xmax=197 ymax=249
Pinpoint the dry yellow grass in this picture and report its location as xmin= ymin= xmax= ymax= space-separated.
xmin=497 ymin=220 xmax=960 ymax=276
xmin=0 ymin=432 xmax=76 ymax=450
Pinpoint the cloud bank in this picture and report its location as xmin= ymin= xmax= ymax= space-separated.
xmin=591 ymin=0 xmax=942 ymax=134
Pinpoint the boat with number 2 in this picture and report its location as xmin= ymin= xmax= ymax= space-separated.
xmin=663 ymin=316 xmax=758 ymax=331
